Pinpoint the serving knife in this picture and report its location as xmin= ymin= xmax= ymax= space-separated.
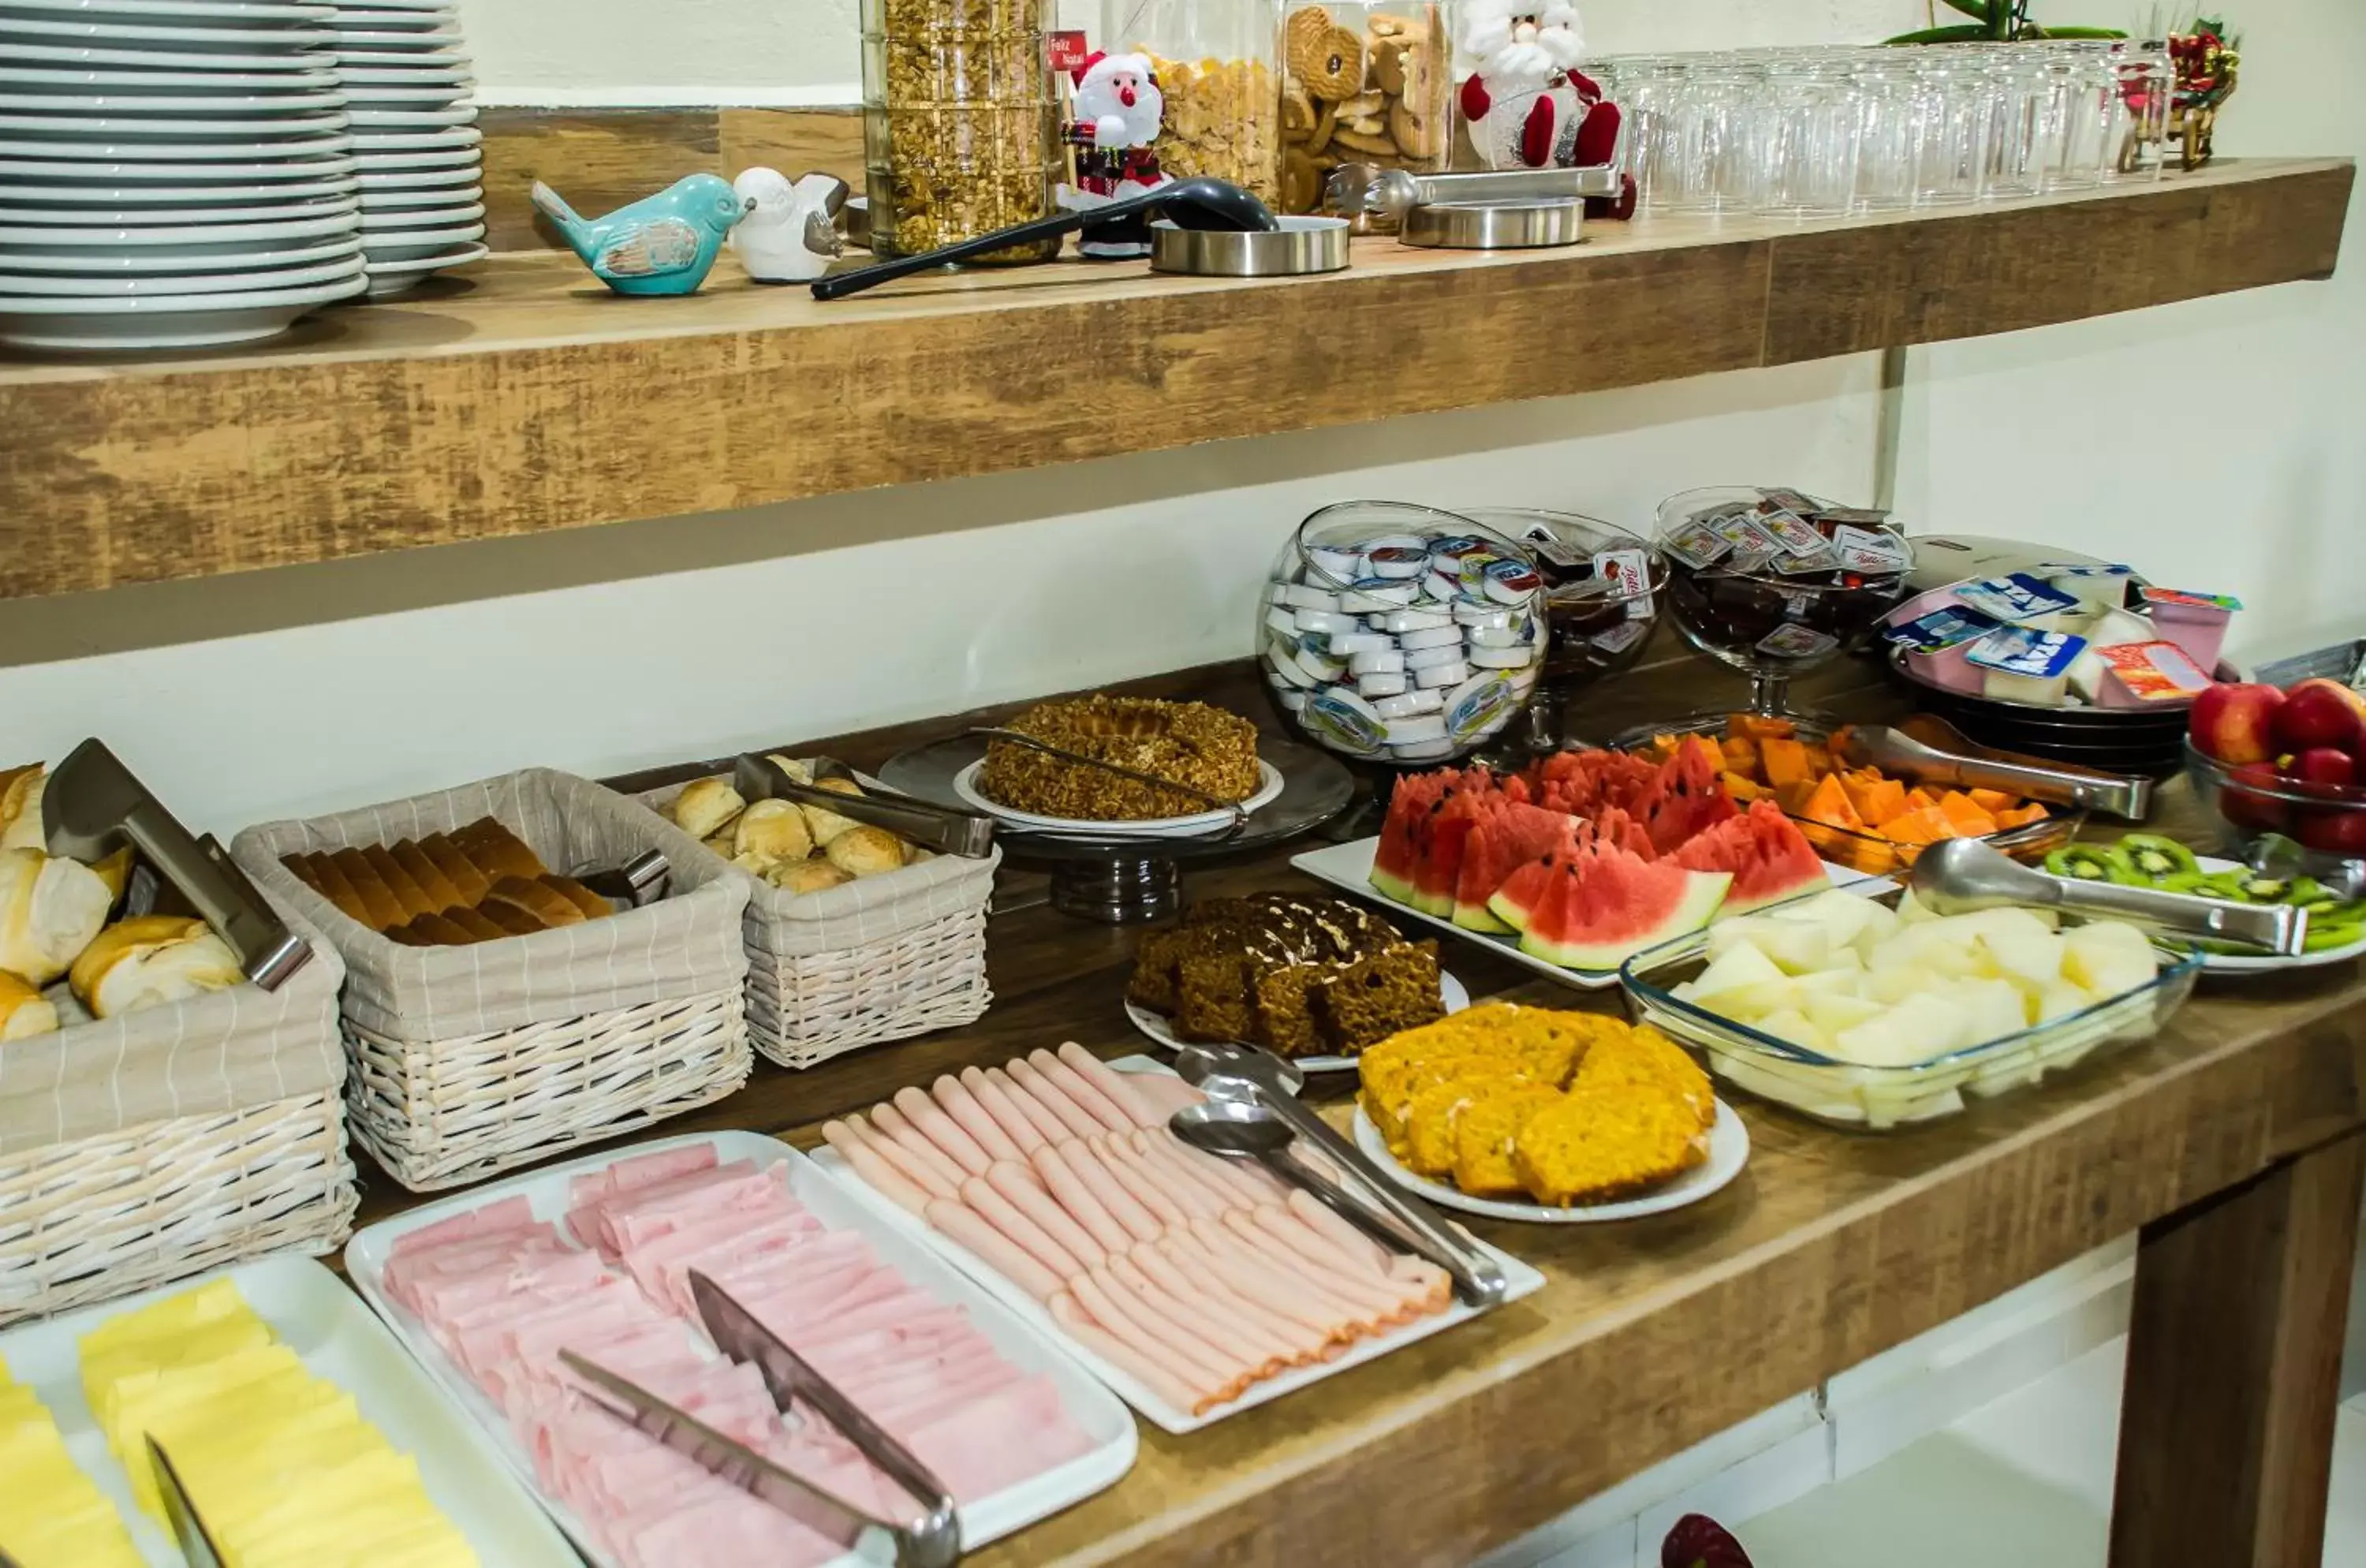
xmin=147 ymin=1435 xmax=226 ymax=1568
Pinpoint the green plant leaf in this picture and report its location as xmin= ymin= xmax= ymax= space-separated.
xmin=1939 ymin=0 xmax=1992 ymax=18
xmin=1883 ymin=22 xmax=1994 ymax=43
xmin=2037 ymin=24 xmax=2130 ymax=35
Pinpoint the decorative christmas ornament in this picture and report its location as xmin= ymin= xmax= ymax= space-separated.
xmin=1452 ymin=0 xmax=1618 ymax=174
xmin=1059 ymin=49 xmax=1174 ymax=259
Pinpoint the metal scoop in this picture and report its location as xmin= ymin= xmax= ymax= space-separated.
xmin=812 ymin=177 xmax=1276 ymax=301
xmin=1835 ymin=724 xmax=2153 ymax=820
xmin=1909 ymin=837 xmax=2304 ymax=955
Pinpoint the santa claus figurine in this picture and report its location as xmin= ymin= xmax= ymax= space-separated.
xmin=1060 ymin=50 xmax=1171 ymax=259
xmin=1454 ymin=0 xmax=1621 ymax=181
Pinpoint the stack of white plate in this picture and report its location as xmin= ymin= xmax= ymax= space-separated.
xmin=328 ymin=0 xmax=483 ymax=297
xmin=0 ymin=0 xmax=368 ymax=350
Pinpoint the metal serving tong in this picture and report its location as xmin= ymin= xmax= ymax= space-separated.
xmin=735 ymin=753 xmax=995 ymax=860
xmin=1170 ymin=1040 xmax=1507 ymax=1307
xmin=1323 ymin=161 xmax=1621 ymax=225
xmin=147 ymin=1435 xmax=226 ymax=1567
xmin=968 ymin=728 xmax=1252 ymax=834
xmin=1834 ymin=724 xmax=2154 ymax=822
xmin=571 ymin=849 xmax=673 ymax=908
xmin=560 ymin=1270 xmax=961 ymax=1568
xmin=45 ymin=739 xmax=311 ymax=990
xmin=1910 ymin=837 xmax=2305 ymax=957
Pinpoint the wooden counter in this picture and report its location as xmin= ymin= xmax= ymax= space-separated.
xmin=344 ymin=651 xmax=2366 ymax=1568
xmin=0 ymin=156 xmax=2349 ymax=602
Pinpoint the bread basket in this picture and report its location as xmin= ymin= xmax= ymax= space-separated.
xmin=232 ymin=769 xmax=752 ymax=1191
xmin=629 ymin=775 xmax=997 ymax=1070
xmin=0 ymin=892 xmax=354 ymax=1325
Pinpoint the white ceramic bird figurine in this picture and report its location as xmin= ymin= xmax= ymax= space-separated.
xmin=731 ymin=166 xmax=849 ymax=283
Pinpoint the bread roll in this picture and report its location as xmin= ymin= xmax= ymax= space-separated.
xmin=69 ymin=916 xmax=241 ymax=1021
xmin=0 ymin=848 xmax=113 ymax=987
xmin=0 ymin=969 xmax=58 ymax=1041
xmin=89 ymin=846 xmax=133 ymax=908
xmin=0 ymin=764 xmax=45 ymax=853
xmin=767 ymin=859 xmax=853 ymax=894
xmin=797 ymin=775 xmax=867 ymax=847
xmin=703 ymin=828 xmax=736 ymax=858
xmin=733 ymin=799 xmax=812 ymax=865
xmin=825 ymin=825 xmax=907 ymax=879
xmin=672 ymin=778 xmax=746 ymax=842
xmin=766 ymin=754 xmax=814 ymax=786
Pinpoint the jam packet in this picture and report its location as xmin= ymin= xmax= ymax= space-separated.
xmin=1592 ymin=547 xmax=1655 ymax=618
xmin=1830 ymin=524 xmax=1910 ymax=574
xmin=1756 ymin=623 xmax=1839 ymax=659
xmin=2097 ymin=640 xmax=2211 ymax=701
xmin=1591 ymin=620 xmax=1651 ymax=656
xmin=1955 ymin=573 xmax=2083 ymax=625
xmin=1756 ymin=509 xmax=1830 ymax=558
xmin=1664 ymin=521 xmax=1733 ymax=569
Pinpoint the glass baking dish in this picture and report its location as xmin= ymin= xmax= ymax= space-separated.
xmin=1618 ymin=890 xmax=2201 ymax=1131
xmin=1610 ymin=712 xmax=2087 ymax=879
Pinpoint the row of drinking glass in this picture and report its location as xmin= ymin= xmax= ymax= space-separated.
xmin=1593 ymin=41 xmax=2180 ymax=220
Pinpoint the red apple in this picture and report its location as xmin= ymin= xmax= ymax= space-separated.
xmin=2222 ymin=760 xmax=2292 ymax=833
xmin=2297 ymin=805 xmax=2366 ymax=857
xmin=2291 ymin=746 xmax=2359 ymax=790
xmin=2190 ymin=681 xmax=2286 ymax=766
xmin=2271 ymin=678 xmax=2366 ymax=755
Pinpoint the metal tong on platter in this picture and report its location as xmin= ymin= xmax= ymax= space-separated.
xmin=1835 ymin=724 xmax=2152 ymax=822
xmin=1168 ymin=1040 xmax=1507 ymax=1308
xmin=1911 ymin=837 xmax=2305 ymax=957
xmin=561 ymin=1269 xmax=961 ymax=1568
xmin=736 ymin=752 xmax=995 ymax=860
xmin=968 ymin=728 xmax=1253 ymax=834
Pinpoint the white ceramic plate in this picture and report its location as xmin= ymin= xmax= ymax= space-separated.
xmin=2188 ymin=856 xmax=2366 ymax=973
xmin=334 ymin=0 xmax=449 ymax=10
xmin=356 ymin=233 xmax=476 ymax=292
xmin=0 ymin=61 xmax=335 ymax=84
xmin=952 ymin=758 xmax=1286 ymax=838
xmin=0 ymin=229 xmax=353 ymax=268
xmin=353 ymin=143 xmax=471 ymax=169
xmin=335 ymin=62 xmax=469 ymax=81
xmin=0 ymin=1254 xmax=582 ymax=1568
xmin=346 ymin=102 xmax=472 ymax=125
xmin=331 ymin=44 xmax=465 ymax=64
xmin=811 ymin=1055 xmax=1548 ymax=1435
xmin=346 ymin=121 xmax=474 ymax=148
xmin=353 ymin=164 xmax=471 ymax=189
xmin=356 ymin=195 xmax=472 ymax=226
xmin=343 ymin=1130 xmax=1140 ymax=1568
xmin=0 ymin=84 xmax=344 ymax=110
xmin=1289 ymin=837 xmax=1891 ymax=991
xmin=0 ymin=12 xmax=331 ymax=43
xmin=338 ymin=83 xmax=468 ymax=104
xmin=0 ymin=0 xmax=330 ymax=20
xmin=0 ymin=174 xmax=349 ymax=203
xmin=0 ymin=250 xmax=356 ymax=293
xmin=0 ymin=111 xmax=345 ymax=140
xmin=331 ymin=6 xmax=454 ymax=24
xmin=0 ymin=130 xmax=353 ymax=159
xmin=0 ymin=203 xmax=351 ymax=242
xmin=1127 ymin=968 xmax=1472 ymax=1073
xmin=356 ymin=217 xmax=475 ymax=258
xmin=357 ymin=181 xmax=476 ymax=208
xmin=326 ymin=24 xmax=457 ymax=47
xmin=1351 ymin=1099 xmax=1751 ymax=1223
xmin=0 ymin=148 xmax=352 ymax=177
xmin=1 ymin=35 xmax=331 ymax=65
xmin=0 ymin=193 xmax=351 ymax=226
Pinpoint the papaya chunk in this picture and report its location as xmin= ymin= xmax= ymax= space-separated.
xmin=1760 ymin=737 xmax=1813 ymax=790
xmin=1967 ymin=788 xmax=2016 ymax=814
xmin=1879 ymin=806 xmax=1951 ymax=846
xmin=1996 ymin=802 xmax=2053 ymax=829
xmin=1801 ymin=773 xmax=1865 ymax=831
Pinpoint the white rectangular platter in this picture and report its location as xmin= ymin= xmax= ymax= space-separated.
xmin=806 ymin=1055 xmax=1548 ymax=1437
xmin=0 ymin=1253 xmax=580 ymax=1568
xmin=345 ymin=1129 xmax=1138 ymax=1568
xmin=1292 ymin=834 xmax=1889 ymax=991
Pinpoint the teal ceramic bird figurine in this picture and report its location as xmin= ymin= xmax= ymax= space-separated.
xmin=532 ymin=173 xmax=752 ymax=297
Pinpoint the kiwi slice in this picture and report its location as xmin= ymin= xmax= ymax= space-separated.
xmin=2159 ymin=871 xmax=2215 ymax=895
xmin=2304 ymin=922 xmax=2366 ymax=953
xmin=2118 ymin=834 xmax=2201 ymax=884
xmin=2046 ymin=845 xmax=2129 ymax=883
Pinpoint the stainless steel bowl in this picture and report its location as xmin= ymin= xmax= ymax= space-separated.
xmin=1399 ymin=199 xmax=1583 ymax=250
xmin=1148 ymin=215 xmax=1350 ymax=278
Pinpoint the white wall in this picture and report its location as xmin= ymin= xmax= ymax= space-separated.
xmin=2 ymin=0 xmax=2358 ymax=840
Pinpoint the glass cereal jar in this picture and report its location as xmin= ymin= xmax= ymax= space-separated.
xmin=1274 ymin=2 xmax=1450 ymax=213
xmin=1103 ymin=0 xmax=1283 ymax=207
xmin=861 ymin=0 xmax=1062 ymax=261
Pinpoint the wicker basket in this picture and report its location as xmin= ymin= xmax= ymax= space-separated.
xmin=0 ymin=897 xmax=356 ymax=1326
xmin=232 ymin=769 xmax=754 ymax=1192
xmin=633 ymin=777 xmax=997 ymax=1070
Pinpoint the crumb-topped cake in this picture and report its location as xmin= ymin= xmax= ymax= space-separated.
xmin=977 ymin=694 xmax=1262 ymax=821
xmin=1128 ymin=893 xmax=1445 ymax=1058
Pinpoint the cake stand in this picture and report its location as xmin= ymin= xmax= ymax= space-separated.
xmin=878 ymin=734 xmax=1356 ymax=924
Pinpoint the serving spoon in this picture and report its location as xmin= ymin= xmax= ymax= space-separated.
xmin=1909 ymin=836 xmax=2304 ymax=956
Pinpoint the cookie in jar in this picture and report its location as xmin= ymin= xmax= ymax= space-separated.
xmin=1276 ymin=2 xmax=1449 ymax=215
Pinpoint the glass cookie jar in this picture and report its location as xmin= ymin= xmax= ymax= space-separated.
xmin=861 ymin=0 xmax=1062 ymax=261
xmin=1104 ymin=0 xmax=1283 ymax=207
xmin=1274 ymin=2 xmax=1450 ymax=214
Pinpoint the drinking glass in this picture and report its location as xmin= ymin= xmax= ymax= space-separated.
xmin=1854 ymin=54 xmax=1924 ymax=211
xmin=1909 ymin=54 xmax=1991 ymax=206
xmin=2044 ymin=43 xmax=2119 ymax=189
xmin=1758 ymin=58 xmax=1862 ymax=219
xmin=1983 ymin=51 xmax=2055 ymax=200
xmin=2107 ymin=43 xmax=2174 ymax=181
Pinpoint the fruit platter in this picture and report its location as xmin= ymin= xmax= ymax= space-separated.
xmin=1292 ymin=738 xmax=1855 ymax=990
xmin=2045 ymin=831 xmax=2366 ymax=971
xmin=1621 ymin=887 xmax=2201 ymax=1129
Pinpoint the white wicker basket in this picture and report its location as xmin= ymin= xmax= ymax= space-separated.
xmin=632 ymin=777 xmax=997 ymax=1070
xmin=233 ymin=769 xmax=753 ymax=1193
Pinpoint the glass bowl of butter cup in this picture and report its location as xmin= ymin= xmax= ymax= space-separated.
xmin=1262 ymin=501 xmax=1547 ymax=767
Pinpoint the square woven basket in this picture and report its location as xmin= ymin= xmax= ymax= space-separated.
xmin=631 ymin=777 xmax=997 ymax=1070
xmin=0 ymin=898 xmax=356 ymax=1327
xmin=232 ymin=768 xmax=753 ymax=1192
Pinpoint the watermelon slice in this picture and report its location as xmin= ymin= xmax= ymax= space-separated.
xmin=1487 ymin=845 xmax=1580 ymax=935
xmin=1674 ymin=799 xmax=1827 ymax=914
xmin=1453 ymin=802 xmax=1582 ymax=932
xmin=1590 ymin=804 xmax=1658 ymax=862
xmin=1512 ymin=843 xmax=1731 ymax=971
xmin=1633 ymin=735 xmax=1740 ymax=857
xmin=1409 ymin=786 xmax=1483 ymax=917
xmin=1371 ymin=771 xmax=1455 ymax=905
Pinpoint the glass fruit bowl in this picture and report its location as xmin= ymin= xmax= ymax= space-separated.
xmin=1447 ymin=506 xmax=1667 ymax=753
xmin=2185 ymin=736 xmax=2366 ymax=864
xmin=1655 ymin=486 xmax=1915 ymax=718
xmin=1619 ymin=887 xmax=2200 ymax=1131
xmin=1262 ymin=500 xmax=1546 ymax=766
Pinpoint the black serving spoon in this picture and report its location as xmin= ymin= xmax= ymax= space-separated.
xmin=812 ymin=177 xmax=1275 ymax=301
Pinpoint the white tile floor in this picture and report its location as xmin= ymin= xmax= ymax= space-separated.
xmin=1739 ymin=1338 xmax=2366 ymax=1568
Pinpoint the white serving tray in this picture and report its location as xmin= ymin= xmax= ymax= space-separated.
xmin=807 ymin=1055 xmax=1548 ymax=1437
xmin=0 ymin=1253 xmax=578 ymax=1568
xmin=1350 ymin=1100 xmax=1750 ymax=1223
xmin=1123 ymin=966 xmax=1472 ymax=1073
xmin=344 ymin=1130 xmax=1136 ymax=1568
xmin=1291 ymin=835 xmax=1889 ymax=991
xmin=2192 ymin=856 xmax=2366 ymax=973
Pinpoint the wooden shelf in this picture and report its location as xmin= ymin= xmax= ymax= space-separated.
xmin=0 ymin=156 xmax=2348 ymax=602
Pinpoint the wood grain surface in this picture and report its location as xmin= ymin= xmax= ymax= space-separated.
xmin=0 ymin=158 xmax=2346 ymax=603
xmin=331 ymin=655 xmax=2366 ymax=1567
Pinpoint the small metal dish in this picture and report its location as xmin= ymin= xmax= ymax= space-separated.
xmin=1400 ymin=199 xmax=1583 ymax=250
xmin=1149 ymin=214 xmax=1350 ymax=278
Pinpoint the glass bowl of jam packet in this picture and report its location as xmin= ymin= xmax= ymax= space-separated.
xmin=1655 ymin=486 xmax=1916 ymax=719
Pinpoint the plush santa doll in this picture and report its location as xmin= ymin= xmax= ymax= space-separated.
xmin=1454 ymin=0 xmax=1621 ymax=184
xmin=1061 ymin=50 xmax=1171 ymax=259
